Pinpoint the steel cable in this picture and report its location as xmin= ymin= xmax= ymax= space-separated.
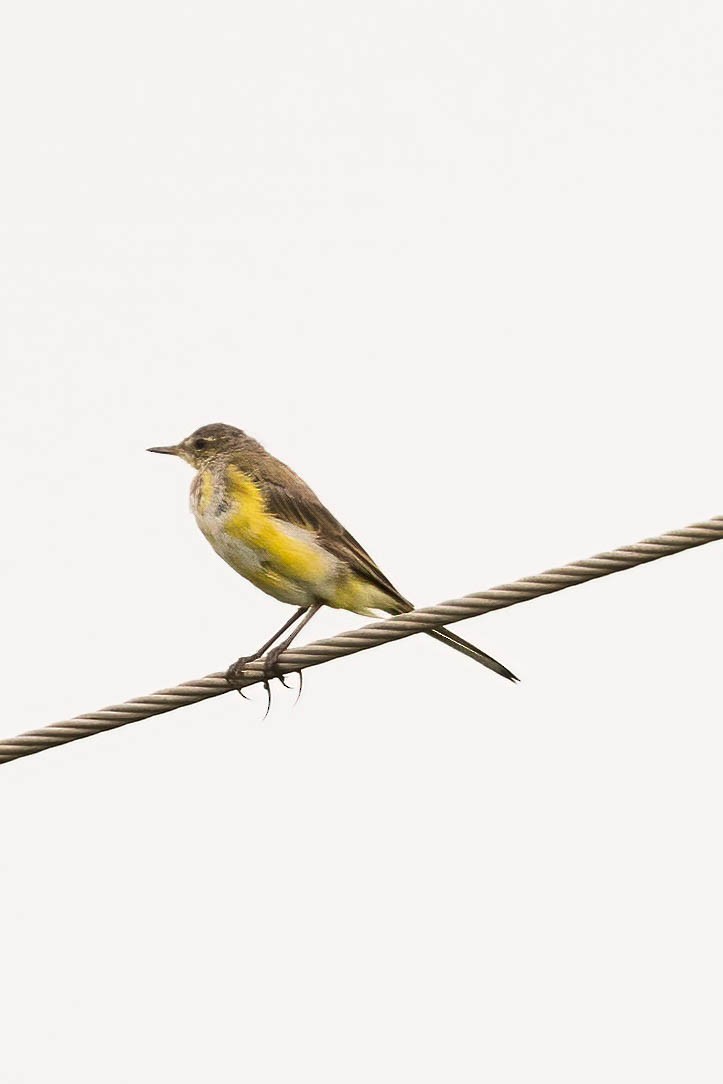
xmin=1 ymin=515 xmax=720 ymax=765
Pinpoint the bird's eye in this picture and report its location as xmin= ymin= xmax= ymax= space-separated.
xmin=193 ymin=437 xmax=209 ymax=451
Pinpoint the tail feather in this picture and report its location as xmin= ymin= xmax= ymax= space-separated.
xmin=383 ymin=593 xmax=518 ymax=683
xmin=425 ymin=626 xmax=519 ymax=682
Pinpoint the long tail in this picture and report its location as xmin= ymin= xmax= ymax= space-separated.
xmin=425 ymin=626 xmax=519 ymax=682
xmin=387 ymin=594 xmax=519 ymax=683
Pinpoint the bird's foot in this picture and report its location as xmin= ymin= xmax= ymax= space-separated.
xmin=225 ymin=655 xmax=261 ymax=698
xmin=225 ymin=650 xmax=302 ymax=715
xmin=260 ymin=648 xmax=303 ymax=716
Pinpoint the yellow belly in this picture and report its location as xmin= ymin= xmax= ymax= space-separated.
xmin=192 ymin=466 xmax=396 ymax=615
xmin=193 ymin=467 xmax=337 ymax=607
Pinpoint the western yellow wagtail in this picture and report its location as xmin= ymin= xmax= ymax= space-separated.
xmin=149 ymin=423 xmax=518 ymax=694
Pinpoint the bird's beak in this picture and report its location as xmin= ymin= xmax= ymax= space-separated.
xmin=147 ymin=445 xmax=182 ymax=456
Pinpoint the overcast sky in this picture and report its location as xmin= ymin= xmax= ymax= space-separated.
xmin=1 ymin=2 xmax=722 ymax=1081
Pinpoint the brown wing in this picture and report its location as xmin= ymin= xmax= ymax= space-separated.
xmin=244 ymin=454 xmax=409 ymax=612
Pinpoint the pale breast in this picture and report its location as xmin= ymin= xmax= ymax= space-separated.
xmin=191 ymin=468 xmax=264 ymax=578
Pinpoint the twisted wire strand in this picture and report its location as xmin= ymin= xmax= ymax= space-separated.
xmin=1 ymin=515 xmax=721 ymax=765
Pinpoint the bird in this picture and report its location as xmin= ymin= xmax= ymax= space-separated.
xmin=148 ymin=423 xmax=518 ymax=699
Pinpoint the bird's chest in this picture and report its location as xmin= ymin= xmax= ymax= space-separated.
xmin=191 ymin=470 xmax=261 ymax=575
xmin=190 ymin=468 xmax=335 ymax=604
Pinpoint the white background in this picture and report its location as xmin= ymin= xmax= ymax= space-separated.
xmin=1 ymin=2 xmax=721 ymax=1080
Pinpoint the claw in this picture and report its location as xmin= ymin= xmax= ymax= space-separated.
xmin=262 ymin=680 xmax=272 ymax=719
xmin=226 ymin=657 xmax=258 ymax=700
xmin=293 ymin=669 xmax=303 ymax=706
xmin=226 ymin=657 xmax=251 ymax=687
xmin=262 ymin=647 xmax=282 ymax=682
xmin=258 ymin=647 xmax=286 ymax=716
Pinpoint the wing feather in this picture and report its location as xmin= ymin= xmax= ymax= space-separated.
xmin=243 ymin=456 xmax=408 ymax=612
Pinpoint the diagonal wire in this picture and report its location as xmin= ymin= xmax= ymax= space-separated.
xmin=1 ymin=514 xmax=721 ymax=766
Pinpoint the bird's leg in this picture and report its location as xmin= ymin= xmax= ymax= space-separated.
xmin=261 ymin=603 xmax=322 ymax=704
xmin=226 ymin=607 xmax=309 ymax=693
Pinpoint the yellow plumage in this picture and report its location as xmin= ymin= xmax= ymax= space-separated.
xmin=224 ymin=467 xmax=329 ymax=585
xmin=192 ymin=465 xmax=389 ymax=615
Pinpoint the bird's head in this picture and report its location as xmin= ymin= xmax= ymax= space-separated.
xmin=148 ymin=423 xmax=247 ymax=469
